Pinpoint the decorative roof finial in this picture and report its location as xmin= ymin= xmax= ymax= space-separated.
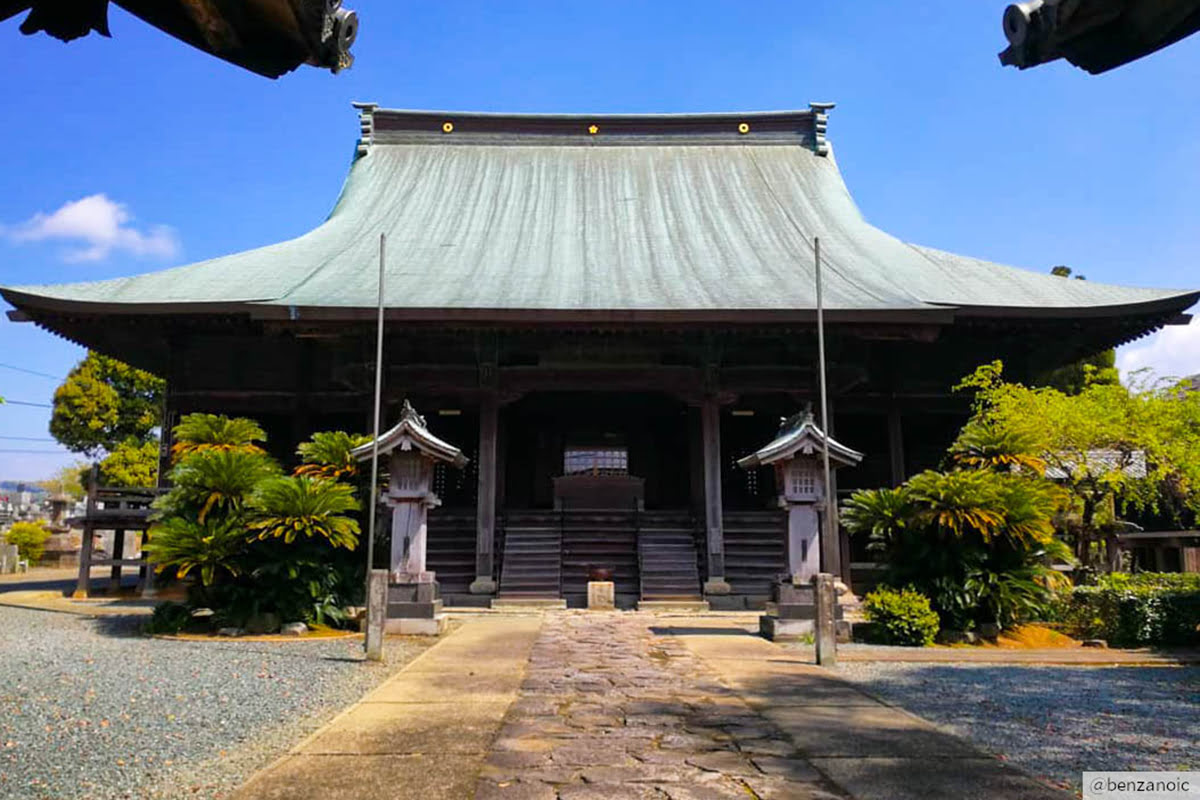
xmin=399 ymin=398 xmax=427 ymax=429
xmin=352 ymin=101 xmax=377 ymax=157
xmin=808 ymin=102 xmax=835 ymax=157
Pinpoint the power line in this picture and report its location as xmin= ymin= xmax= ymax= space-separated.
xmin=0 ymin=449 xmax=67 ymax=454
xmin=0 ymin=400 xmax=52 ymax=408
xmin=0 ymin=362 xmax=60 ymax=380
xmin=0 ymin=436 xmax=54 ymax=442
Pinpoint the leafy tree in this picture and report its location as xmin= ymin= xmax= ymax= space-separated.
xmin=248 ymin=476 xmax=360 ymax=549
xmin=171 ymin=413 xmax=266 ymax=462
xmin=954 ymin=361 xmax=1200 ymax=572
xmin=36 ymin=463 xmax=88 ymax=499
xmin=50 ymin=352 xmax=163 ymax=457
xmin=5 ymin=520 xmax=51 ymax=564
xmin=98 ymin=438 xmax=160 ymax=488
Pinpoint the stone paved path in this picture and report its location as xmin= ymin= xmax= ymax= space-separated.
xmin=476 ymin=612 xmax=848 ymax=799
xmin=230 ymin=611 xmax=1073 ymax=799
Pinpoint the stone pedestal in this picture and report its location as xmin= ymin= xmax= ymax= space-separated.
xmin=759 ymin=615 xmax=813 ymax=640
xmin=587 ymin=581 xmax=615 ymax=610
xmin=385 ymin=579 xmax=446 ymax=636
xmin=758 ymin=580 xmax=842 ymax=642
xmin=703 ymin=578 xmax=732 ymax=595
xmin=41 ymin=531 xmax=81 ymax=568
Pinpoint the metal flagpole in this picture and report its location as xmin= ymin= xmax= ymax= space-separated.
xmin=813 ymin=235 xmax=840 ymax=667
xmin=814 ymin=236 xmax=835 ymax=571
xmin=364 ymin=232 xmax=386 ymax=657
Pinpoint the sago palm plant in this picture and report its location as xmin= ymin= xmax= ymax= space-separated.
xmin=840 ymin=487 xmax=913 ymax=554
xmin=143 ymin=516 xmax=247 ymax=586
xmin=950 ymin=423 xmax=1047 ymax=475
xmin=156 ymin=448 xmax=281 ymax=523
xmin=905 ymin=470 xmax=1006 ymax=541
xmin=295 ymin=431 xmax=372 ymax=481
xmin=248 ymin=476 xmax=360 ymax=549
xmin=172 ymin=413 xmax=268 ymax=462
xmin=995 ymin=476 xmax=1067 ymax=547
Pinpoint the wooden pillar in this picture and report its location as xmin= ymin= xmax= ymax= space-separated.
xmin=687 ymin=406 xmax=704 ymax=517
xmin=887 ymin=407 xmax=905 ymax=487
xmin=110 ymin=529 xmax=125 ymax=591
xmin=73 ymin=465 xmax=98 ymax=599
xmin=701 ymin=398 xmax=730 ymax=594
xmin=470 ymin=395 xmax=499 ymax=594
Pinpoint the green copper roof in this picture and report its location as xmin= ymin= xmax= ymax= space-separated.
xmin=3 ymin=107 xmax=1195 ymax=323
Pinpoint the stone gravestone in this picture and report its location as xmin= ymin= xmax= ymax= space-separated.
xmin=0 ymin=543 xmax=19 ymax=574
xmin=352 ymin=401 xmax=468 ymax=635
xmin=736 ymin=410 xmax=862 ymax=641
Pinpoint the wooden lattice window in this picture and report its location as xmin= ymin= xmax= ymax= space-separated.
xmin=787 ymin=463 xmax=819 ymax=500
xmin=564 ymin=447 xmax=629 ymax=476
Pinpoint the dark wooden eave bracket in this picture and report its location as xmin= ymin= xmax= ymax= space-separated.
xmin=2 ymin=0 xmax=359 ymax=78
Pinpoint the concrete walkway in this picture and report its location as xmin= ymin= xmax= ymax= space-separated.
xmin=232 ymin=616 xmax=543 ymax=800
xmin=231 ymin=612 xmax=1072 ymax=800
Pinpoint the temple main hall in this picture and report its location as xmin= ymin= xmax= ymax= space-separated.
xmin=4 ymin=105 xmax=1195 ymax=608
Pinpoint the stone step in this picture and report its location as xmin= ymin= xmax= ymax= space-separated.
xmin=637 ymin=599 xmax=710 ymax=611
xmin=491 ymin=597 xmax=567 ymax=609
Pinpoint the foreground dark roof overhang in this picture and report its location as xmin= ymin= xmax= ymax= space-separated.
xmin=999 ymin=0 xmax=1200 ymax=73
xmin=2 ymin=0 xmax=358 ymax=78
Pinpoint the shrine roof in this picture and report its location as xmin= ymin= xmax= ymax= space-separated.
xmin=350 ymin=401 xmax=467 ymax=467
xmin=3 ymin=105 xmax=1196 ymax=326
xmin=736 ymin=412 xmax=865 ymax=469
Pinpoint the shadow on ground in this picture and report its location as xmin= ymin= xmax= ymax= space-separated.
xmin=649 ymin=625 xmax=757 ymax=637
xmin=835 ymin=662 xmax=1200 ymax=794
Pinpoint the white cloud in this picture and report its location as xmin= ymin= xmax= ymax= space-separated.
xmin=3 ymin=194 xmax=179 ymax=262
xmin=1117 ymin=319 xmax=1200 ymax=384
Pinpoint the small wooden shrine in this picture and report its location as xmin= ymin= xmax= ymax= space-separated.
xmin=352 ymin=400 xmax=467 ymax=632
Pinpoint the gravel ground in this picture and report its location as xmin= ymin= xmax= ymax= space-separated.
xmin=0 ymin=606 xmax=435 ymax=800
xmin=834 ymin=661 xmax=1199 ymax=794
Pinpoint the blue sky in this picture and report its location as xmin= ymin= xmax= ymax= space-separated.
xmin=1 ymin=1 xmax=1198 ymax=481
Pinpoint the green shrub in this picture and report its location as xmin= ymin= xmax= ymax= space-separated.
xmin=1060 ymin=573 xmax=1200 ymax=647
xmin=144 ymin=602 xmax=193 ymax=635
xmin=5 ymin=521 xmax=51 ymax=564
xmin=862 ymin=587 xmax=940 ymax=646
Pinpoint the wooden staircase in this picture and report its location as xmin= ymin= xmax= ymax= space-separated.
xmin=723 ymin=510 xmax=787 ymax=600
xmin=426 ymin=510 xmax=476 ymax=596
xmin=497 ymin=514 xmax=563 ymax=599
xmin=638 ymin=513 xmax=703 ymax=601
xmin=561 ymin=511 xmax=639 ymax=600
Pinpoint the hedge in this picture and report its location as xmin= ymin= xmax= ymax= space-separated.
xmin=1060 ymin=573 xmax=1200 ymax=648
